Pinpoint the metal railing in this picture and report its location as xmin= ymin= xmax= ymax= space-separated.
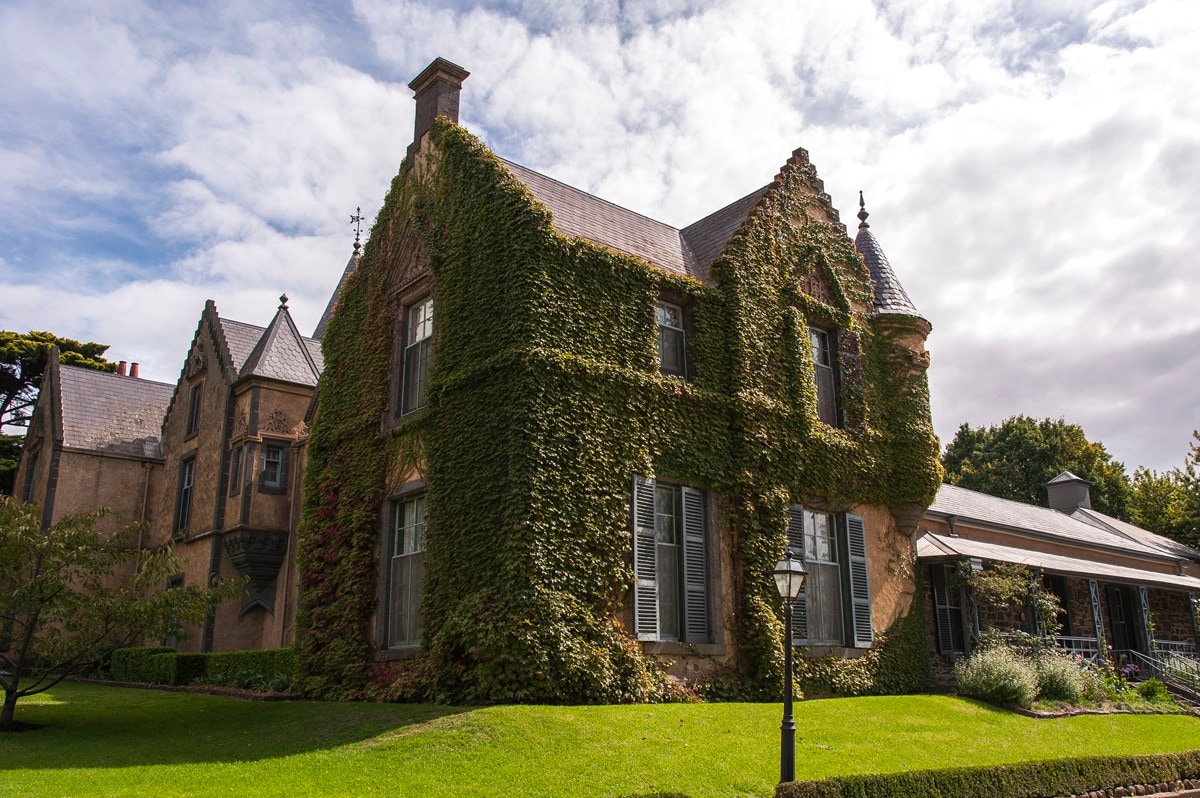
xmin=1126 ymin=648 xmax=1200 ymax=703
xmin=1053 ymin=635 xmax=1102 ymax=660
xmin=1152 ymin=639 xmax=1198 ymax=657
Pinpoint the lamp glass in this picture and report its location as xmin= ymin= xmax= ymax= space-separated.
xmin=773 ymin=556 xmax=807 ymax=599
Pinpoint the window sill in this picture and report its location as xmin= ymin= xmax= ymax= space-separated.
xmin=376 ymin=645 xmax=422 ymax=662
xmin=642 ymin=641 xmax=727 ymax=658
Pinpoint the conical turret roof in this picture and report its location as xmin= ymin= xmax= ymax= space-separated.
xmin=854 ymin=193 xmax=923 ymax=320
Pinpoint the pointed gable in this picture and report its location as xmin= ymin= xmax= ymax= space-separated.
xmin=313 ymin=249 xmax=361 ymax=340
xmin=240 ymin=296 xmax=322 ymax=387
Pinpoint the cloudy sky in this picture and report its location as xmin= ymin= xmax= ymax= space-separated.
xmin=1 ymin=0 xmax=1198 ymax=474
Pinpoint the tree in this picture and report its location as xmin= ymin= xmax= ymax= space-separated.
xmin=1128 ymin=466 xmax=1189 ymax=542
xmin=0 ymin=435 xmax=19 ymax=496
xmin=0 ymin=497 xmax=240 ymax=730
xmin=0 ymin=331 xmax=114 ymax=431
xmin=1179 ymin=431 xmax=1200 ymax=544
xmin=942 ymin=416 xmax=1132 ymax=519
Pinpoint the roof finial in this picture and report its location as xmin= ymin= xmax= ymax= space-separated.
xmin=857 ymin=191 xmax=870 ymax=229
xmin=279 ymin=293 xmax=289 ymax=309
xmin=350 ymin=206 xmax=363 ymax=254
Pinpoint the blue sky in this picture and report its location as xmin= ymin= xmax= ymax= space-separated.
xmin=2 ymin=0 xmax=1198 ymax=474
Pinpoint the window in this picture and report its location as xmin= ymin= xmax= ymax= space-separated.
xmin=175 ymin=457 xmax=196 ymax=534
xmin=259 ymin=443 xmax=288 ymax=493
xmin=401 ymin=296 xmax=434 ymax=414
xmin=185 ymin=383 xmax=203 ymax=436
xmin=786 ymin=507 xmax=873 ymax=648
xmin=656 ymin=301 xmax=686 ymax=378
xmin=229 ymin=445 xmax=243 ymax=495
xmin=809 ymin=328 xmax=838 ymax=426
xmin=632 ymin=476 xmax=708 ymax=643
xmin=386 ymin=496 xmax=427 ymax=647
xmin=22 ymin=450 xmax=38 ymax=502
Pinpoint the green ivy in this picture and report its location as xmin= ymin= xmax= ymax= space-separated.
xmin=295 ymin=119 xmax=942 ymax=702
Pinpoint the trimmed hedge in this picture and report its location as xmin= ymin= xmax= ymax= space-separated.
xmin=205 ymin=648 xmax=294 ymax=692
xmin=776 ymin=750 xmax=1200 ymax=798
xmin=109 ymin=647 xmax=175 ymax=682
xmin=107 ymin=647 xmax=293 ymax=691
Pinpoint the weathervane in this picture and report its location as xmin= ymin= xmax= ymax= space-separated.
xmin=350 ymin=206 xmax=364 ymax=253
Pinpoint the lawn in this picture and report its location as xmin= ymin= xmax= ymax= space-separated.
xmin=4 ymin=683 xmax=1200 ymax=798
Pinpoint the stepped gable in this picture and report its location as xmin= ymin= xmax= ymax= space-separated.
xmin=57 ymin=363 xmax=174 ymax=458
xmin=240 ymin=295 xmax=322 ymax=387
xmin=854 ymin=194 xmax=922 ymax=320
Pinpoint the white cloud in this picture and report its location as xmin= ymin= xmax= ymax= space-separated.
xmin=2 ymin=0 xmax=1199 ymax=472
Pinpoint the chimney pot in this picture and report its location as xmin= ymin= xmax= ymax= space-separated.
xmin=130 ymin=362 xmax=140 ymax=379
xmin=407 ymin=57 xmax=469 ymax=157
xmin=117 ymin=361 xmax=127 ymax=376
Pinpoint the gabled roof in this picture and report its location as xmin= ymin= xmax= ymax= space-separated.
xmin=928 ymin=483 xmax=1174 ymax=560
xmin=313 ymin=249 xmax=360 ymax=339
xmin=500 ymin=159 xmax=702 ymax=280
xmin=916 ymin=531 xmax=1200 ymax=591
xmin=853 ymin=198 xmax=922 ymax=320
xmin=1071 ymin=507 xmax=1200 ymax=561
xmin=57 ymin=364 xmax=174 ymax=459
xmin=239 ymin=296 xmax=323 ymax=387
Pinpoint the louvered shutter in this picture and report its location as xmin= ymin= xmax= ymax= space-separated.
xmin=931 ymin=565 xmax=957 ymax=654
xmin=786 ymin=506 xmax=807 ymax=644
xmin=632 ymin=475 xmax=658 ymax=641
xmin=845 ymin=513 xmax=873 ymax=648
xmin=681 ymin=487 xmax=708 ymax=644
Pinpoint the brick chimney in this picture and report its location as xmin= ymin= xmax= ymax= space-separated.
xmin=117 ymin=360 xmax=127 ymax=376
xmin=1046 ymin=471 xmax=1092 ymax=513
xmin=406 ymin=57 xmax=469 ymax=163
xmin=130 ymin=362 xmax=140 ymax=379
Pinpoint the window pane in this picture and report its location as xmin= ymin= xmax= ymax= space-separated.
xmin=810 ymin=328 xmax=829 ymax=366
xmin=409 ymin=297 xmax=433 ymax=343
xmin=389 ymin=496 xmax=427 ymax=647
xmin=807 ymin=561 xmax=843 ymax=644
xmin=658 ymin=327 xmax=685 ymax=376
xmin=656 ymin=302 xmax=682 ymax=330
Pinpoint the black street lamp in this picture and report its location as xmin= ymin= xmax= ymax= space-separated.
xmin=773 ymin=547 xmax=808 ymax=785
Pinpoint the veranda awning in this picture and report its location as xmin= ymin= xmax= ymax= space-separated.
xmin=916 ymin=532 xmax=1200 ymax=592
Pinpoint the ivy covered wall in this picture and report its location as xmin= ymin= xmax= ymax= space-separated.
xmin=295 ymin=118 xmax=942 ymax=703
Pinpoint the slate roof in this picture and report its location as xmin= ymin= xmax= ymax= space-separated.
xmin=240 ymin=300 xmax=323 ymax=387
xmin=853 ymin=202 xmax=922 ymax=319
xmin=313 ymin=249 xmax=360 ymax=339
xmin=916 ymin=532 xmax=1200 ymax=591
xmin=1071 ymin=507 xmax=1200 ymax=561
xmin=500 ymin=159 xmax=775 ymax=285
xmin=57 ymin=365 xmax=174 ymax=459
xmin=218 ymin=316 xmax=323 ymax=382
xmin=927 ymin=483 xmax=1173 ymax=560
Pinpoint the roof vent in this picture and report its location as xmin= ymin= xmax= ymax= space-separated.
xmin=1046 ymin=471 xmax=1092 ymax=513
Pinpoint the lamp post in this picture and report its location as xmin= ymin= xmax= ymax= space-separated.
xmin=773 ymin=547 xmax=808 ymax=785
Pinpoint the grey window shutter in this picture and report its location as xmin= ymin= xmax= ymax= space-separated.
xmin=681 ymin=486 xmax=708 ymax=644
xmin=846 ymin=513 xmax=873 ymax=648
xmin=632 ymin=475 xmax=658 ymax=641
xmin=931 ymin=565 xmax=957 ymax=654
xmin=786 ymin=505 xmax=807 ymax=644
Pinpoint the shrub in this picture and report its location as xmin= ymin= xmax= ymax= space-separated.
xmin=954 ymin=647 xmax=1037 ymax=707
xmin=777 ymin=749 xmax=1200 ymax=798
xmin=1033 ymin=652 xmax=1083 ymax=703
xmin=1139 ymin=678 xmax=1172 ymax=702
xmin=204 ymin=649 xmax=294 ymax=692
xmin=1079 ymin=663 xmax=1107 ymax=702
xmin=109 ymin=647 xmax=175 ymax=683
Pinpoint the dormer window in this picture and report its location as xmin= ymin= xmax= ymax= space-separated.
xmin=656 ymin=301 xmax=686 ymax=378
xmin=809 ymin=327 xmax=838 ymax=426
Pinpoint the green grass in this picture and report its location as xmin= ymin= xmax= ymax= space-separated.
xmin=3 ymin=684 xmax=1200 ymax=797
